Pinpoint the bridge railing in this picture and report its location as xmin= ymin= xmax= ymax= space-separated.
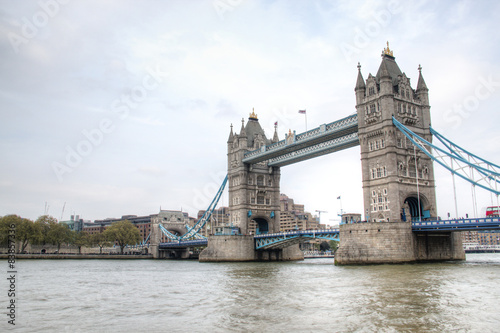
xmin=253 ymin=229 xmax=340 ymax=239
xmin=412 ymin=217 xmax=500 ymax=231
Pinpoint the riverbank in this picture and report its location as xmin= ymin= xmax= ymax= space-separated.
xmin=0 ymin=253 xmax=153 ymax=260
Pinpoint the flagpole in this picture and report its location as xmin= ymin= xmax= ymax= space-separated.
xmin=299 ymin=109 xmax=307 ymax=131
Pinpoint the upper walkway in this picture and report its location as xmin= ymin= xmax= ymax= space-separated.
xmin=242 ymin=114 xmax=359 ymax=166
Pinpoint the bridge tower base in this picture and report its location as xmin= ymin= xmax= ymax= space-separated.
xmin=335 ymin=222 xmax=465 ymax=265
xmin=199 ymin=235 xmax=303 ymax=262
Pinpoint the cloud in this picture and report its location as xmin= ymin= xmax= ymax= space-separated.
xmin=0 ymin=0 xmax=499 ymax=223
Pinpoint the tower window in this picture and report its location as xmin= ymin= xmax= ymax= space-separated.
xmin=257 ymin=195 xmax=265 ymax=205
xmin=370 ymin=104 xmax=376 ymax=114
xmin=369 ymin=87 xmax=375 ymax=95
xmin=257 ymin=176 xmax=264 ymax=186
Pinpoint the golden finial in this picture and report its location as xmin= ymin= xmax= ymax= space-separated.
xmin=383 ymin=41 xmax=393 ymax=57
xmin=249 ymin=107 xmax=258 ymax=120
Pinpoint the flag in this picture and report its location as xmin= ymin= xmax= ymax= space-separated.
xmin=298 ymin=110 xmax=306 ymax=114
xmin=274 ymin=121 xmax=278 ymax=126
xmin=337 ymin=196 xmax=341 ymax=199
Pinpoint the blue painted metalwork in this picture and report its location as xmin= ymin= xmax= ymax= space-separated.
xmin=254 ymin=229 xmax=339 ymax=250
xmin=243 ymin=114 xmax=359 ymax=166
xmin=158 ymin=223 xmax=181 ymax=241
xmin=412 ymin=217 xmax=500 ymax=231
xmin=393 ymin=117 xmax=500 ymax=195
xmin=159 ymin=239 xmax=208 ymax=249
xmin=180 ymin=174 xmax=228 ymax=240
xmin=140 ymin=232 xmax=151 ymax=246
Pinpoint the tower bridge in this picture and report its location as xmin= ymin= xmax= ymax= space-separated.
xmin=151 ymin=44 xmax=500 ymax=264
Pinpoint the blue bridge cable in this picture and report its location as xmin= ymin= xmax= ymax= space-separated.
xmin=392 ymin=116 xmax=500 ymax=196
xmin=180 ymin=174 xmax=228 ymax=240
xmin=158 ymin=223 xmax=181 ymax=241
xmin=430 ymin=127 xmax=500 ymax=185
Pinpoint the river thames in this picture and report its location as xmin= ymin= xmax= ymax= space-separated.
xmin=3 ymin=254 xmax=500 ymax=332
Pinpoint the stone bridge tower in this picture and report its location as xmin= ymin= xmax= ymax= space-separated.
xmin=227 ymin=111 xmax=281 ymax=235
xmin=355 ymin=43 xmax=436 ymax=223
xmin=336 ymin=43 xmax=464 ymax=264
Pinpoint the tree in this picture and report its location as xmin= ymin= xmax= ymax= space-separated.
xmin=104 ymin=220 xmax=140 ymax=254
xmin=72 ymin=231 xmax=90 ymax=255
xmin=34 ymin=215 xmax=58 ymax=246
xmin=0 ymin=215 xmax=19 ymax=247
xmin=319 ymin=241 xmax=331 ymax=251
xmin=46 ymin=220 xmax=72 ymax=253
xmin=0 ymin=215 xmax=41 ymax=253
xmin=329 ymin=240 xmax=339 ymax=251
xmin=17 ymin=217 xmax=42 ymax=253
xmin=90 ymin=232 xmax=113 ymax=254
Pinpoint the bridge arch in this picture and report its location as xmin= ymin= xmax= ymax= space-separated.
xmin=251 ymin=216 xmax=270 ymax=235
xmin=403 ymin=194 xmax=428 ymax=221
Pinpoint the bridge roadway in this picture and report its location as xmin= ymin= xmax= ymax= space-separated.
xmin=242 ymin=114 xmax=359 ymax=166
xmin=412 ymin=217 xmax=500 ymax=231
xmin=158 ymin=217 xmax=500 ymax=251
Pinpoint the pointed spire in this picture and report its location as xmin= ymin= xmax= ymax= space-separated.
xmin=227 ymin=123 xmax=234 ymax=143
xmin=272 ymin=122 xmax=279 ymax=143
xmin=416 ymin=64 xmax=428 ymax=91
xmin=239 ymin=118 xmax=247 ymax=137
xmin=355 ymin=62 xmax=365 ymax=90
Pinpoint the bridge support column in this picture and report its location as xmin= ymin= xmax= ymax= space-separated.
xmin=335 ymin=222 xmax=465 ymax=265
xmin=150 ymin=220 xmax=160 ymax=259
xmin=199 ymin=235 xmax=304 ymax=262
xmin=414 ymin=231 xmax=465 ymax=261
xmin=200 ymin=235 xmax=256 ymax=262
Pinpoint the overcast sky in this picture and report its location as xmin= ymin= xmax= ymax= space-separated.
xmin=1 ymin=0 xmax=500 ymax=225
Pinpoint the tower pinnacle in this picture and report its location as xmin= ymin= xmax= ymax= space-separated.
xmin=383 ymin=41 xmax=394 ymax=57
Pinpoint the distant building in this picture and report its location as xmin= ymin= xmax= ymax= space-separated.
xmin=196 ymin=207 xmax=230 ymax=236
xmin=59 ymin=215 xmax=90 ymax=232
xmin=278 ymin=193 xmax=324 ymax=232
xmin=83 ymin=210 xmax=195 ymax=244
xmin=461 ymin=230 xmax=500 ymax=247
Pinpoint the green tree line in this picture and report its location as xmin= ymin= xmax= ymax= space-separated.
xmin=0 ymin=215 xmax=141 ymax=254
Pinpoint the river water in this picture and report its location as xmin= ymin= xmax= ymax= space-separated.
xmin=2 ymin=254 xmax=500 ymax=332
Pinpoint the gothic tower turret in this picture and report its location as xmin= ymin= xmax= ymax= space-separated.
xmin=227 ymin=110 xmax=281 ymax=235
xmin=356 ymin=43 xmax=437 ymax=223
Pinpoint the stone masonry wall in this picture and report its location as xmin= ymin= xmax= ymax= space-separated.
xmin=335 ymin=222 xmax=415 ymax=265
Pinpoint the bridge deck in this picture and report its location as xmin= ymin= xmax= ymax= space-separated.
xmin=412 ymin=217 xmax=500 ymax=231
xmin=254 ymin=229 xmax=340 ymax=250
xmin=159 ymin=239 xmax=208 ymax=249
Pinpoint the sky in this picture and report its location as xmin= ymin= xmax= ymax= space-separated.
xmin=1 ymin=0 xmax=500 ymax=225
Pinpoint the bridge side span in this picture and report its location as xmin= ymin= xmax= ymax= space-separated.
xmin=255 ymin=229 xmax=339 ymax=250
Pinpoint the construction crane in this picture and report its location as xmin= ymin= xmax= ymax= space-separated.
xmin=315 ymin=210 xmax=328 ymax=223
xmin=60 ymin=202 xmax=66 ymax=221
